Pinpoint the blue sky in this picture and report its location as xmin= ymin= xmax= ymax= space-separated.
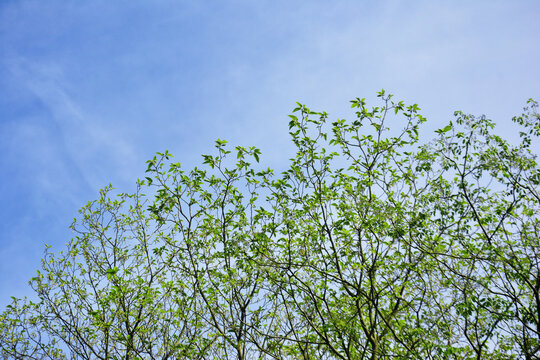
xmin=1 ymin=0 xmax=539 ymax=307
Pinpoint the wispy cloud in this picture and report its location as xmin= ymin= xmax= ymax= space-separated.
xmin=6 ymin=56 xmax=139 ymax=190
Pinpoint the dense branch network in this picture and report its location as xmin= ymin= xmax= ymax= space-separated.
xmin=1 ymin=92 xmax=539 ymax=359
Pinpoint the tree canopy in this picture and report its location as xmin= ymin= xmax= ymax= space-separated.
xmin=1 ymin=92 xmax=540 ymax=359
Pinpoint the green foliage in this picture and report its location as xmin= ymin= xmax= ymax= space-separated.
xmin=1 ymin=93 xmax=539 ymax=359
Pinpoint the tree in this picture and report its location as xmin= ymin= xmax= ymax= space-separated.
xmin=1 ymin=91 xmax=539 ymax=359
